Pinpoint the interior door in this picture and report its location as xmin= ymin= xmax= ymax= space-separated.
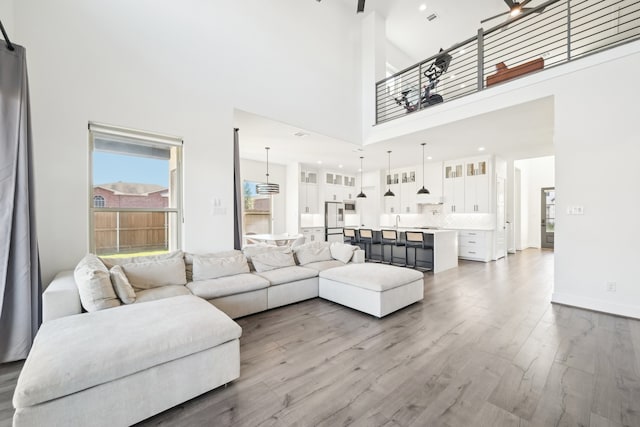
xmin=541 ymin=187 xmax=555 ymax=249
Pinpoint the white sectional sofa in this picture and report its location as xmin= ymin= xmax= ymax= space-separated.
xmin=13 ymin=242 xmax=369 ymax=427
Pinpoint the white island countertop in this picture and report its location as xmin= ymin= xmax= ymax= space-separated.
xmin=351 ymin=227 xmax=457 ymax=235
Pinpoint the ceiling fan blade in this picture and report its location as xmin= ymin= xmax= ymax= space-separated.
xmin=357 ymin=0 xmax=365 ymax=13
xmin=503 ymin=0 xmax=517 ymax=8
xmin=481 ymin=10 xmax=510 ymax=23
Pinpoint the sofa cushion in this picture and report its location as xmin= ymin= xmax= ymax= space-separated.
xmin=74 ymin=254 xmax=121 ymax=312
xmin=255 ymin=265 xmax=318 ymax=286
xmin=187 ymin=273 xmax=270 ymax=299
xmin=109 ymin=265 xmax=136 ymax=304
xmin=134 ymin=285 xmax=192 ymax=303
xmin=192 ymin=253 xmax=250 ymax=281
xmin=319 ymin=263 xmax=423 ymax=292
xmin=13 ymin=295 xmax=242 ymax=409
xmin=184 ymin=250 xmax=242 ymax=282
xmin=100 ymin=250 xmax=184 ymax=269
xmin=294 ymin=241 xmax=333 ymax=265
xmin=251 ymin=250 xmax=296 ymax=273
xmin=330 ymin=242 xmax=357 ymax=263
xmin=303 ymin=260 xmax=346 ymax=272
xmin=120 ymin=257 xmax=186 ymax=291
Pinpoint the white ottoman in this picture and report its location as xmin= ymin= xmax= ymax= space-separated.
xmin=319 ymin=263 xmax=424 ymax=317
xmin=13 ymin=295 xmax=242 ymax=427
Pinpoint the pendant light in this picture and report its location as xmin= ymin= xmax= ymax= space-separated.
xmin=384 ymin=150 xmax=395 ymax=197
xmin=256 ymin=147 xmax=280 ymax=195
xmin=356 ymin=156 xmax=367 ymax=198
xmin=417 ymin=143 xmax=431 ymax=195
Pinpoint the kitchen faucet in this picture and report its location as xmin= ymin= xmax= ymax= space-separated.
xmin=395 ymin=215 xmax=400 ymax=229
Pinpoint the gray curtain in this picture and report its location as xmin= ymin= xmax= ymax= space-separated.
xmin=0 ymin=43 xmax=42 ymax=363
xmin=233 ymin=128 xmax=243 ymax=250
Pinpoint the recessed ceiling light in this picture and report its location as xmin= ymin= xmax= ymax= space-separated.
xmin=358 ymin=168 xmax=362 ymax=172
xmin=317 ymin=160 xmax=322 ymax=164
xmin=338 ymin=164 xmax=343 ymax=169
xmin=419 ymin=4 xmax=427 ymax=11
xmin=427 ymin=156 xmax=433 ymax=160
xmin=478 ymin=147 xmax=485 ymax=152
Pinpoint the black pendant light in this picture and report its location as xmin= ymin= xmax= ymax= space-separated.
xmin=357 ymin=156 xmax=367 ymax=198
xmin=256 ymin=147 xmax=280 ymax=195
xmin=384 ymin=150 xmax=395 ymax=197
xmin=417 ymin=143 xmax=431 ymax=195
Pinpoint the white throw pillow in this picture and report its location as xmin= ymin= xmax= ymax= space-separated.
xmin=330 ymin=242 xmax=357 ymax=264
xmin=251 ymin=250 xmax=296 ymax=273
xmin=120 ymin=257 xmax=187 ymax=291
xmin=74 ymin=254 xmax=121 ymax=312
xmin=192 ymin=253 xmax=250 ymax=281
xmin=109 ymin=265 xmax=136 ymax=304
xmin=294 ymin=242 xmax=333 ymax=265
xmin=184 ymin=250 xmax=242 ymax=281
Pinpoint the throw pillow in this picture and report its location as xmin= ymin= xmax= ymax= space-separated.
xmin=294 ymin=241 xmax=333 ymax=265
xmin=120 ymin=257 xmax=187 ymax=291
xmin=109 ymin=265 xmax=136 ymax=304
xmin=184 ymin=250 xmax=242 ymax=282
xmin=251 ymin=250 xmax=296 ymax=273
xmin=192 ymin=253 xmax=250 ymax=281
xmin=330 ymin=242 xmax=357 ymax=264
xmin=74 ymin=254 xmax=121 ymax=312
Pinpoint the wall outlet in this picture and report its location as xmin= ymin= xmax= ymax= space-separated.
xmin=606 ymin=282 xmax=617 ymax=292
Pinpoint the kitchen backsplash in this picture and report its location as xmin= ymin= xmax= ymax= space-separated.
xmin=380 ymin=208 xmax=495 ymax=230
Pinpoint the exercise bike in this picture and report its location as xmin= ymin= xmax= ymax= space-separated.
xmin=394 ymin=49 xmax=452 ymax=113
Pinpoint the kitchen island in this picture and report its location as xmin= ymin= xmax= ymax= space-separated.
xmin=352 ymin=227 xmax=458 ymax=274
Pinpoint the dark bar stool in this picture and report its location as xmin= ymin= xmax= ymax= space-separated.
xmin=343 ymin=228 xmax=357 ymax=245
xmin=405 ymin=231 xmax=434 ymax=271
xmin=357 ymin=228 xmax=381 ymax=262
xmin=381 ymin=229 xmax=405 ymax=266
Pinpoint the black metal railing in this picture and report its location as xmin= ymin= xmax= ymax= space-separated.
xmin=376 ymin=0 xmax=640 ymax=124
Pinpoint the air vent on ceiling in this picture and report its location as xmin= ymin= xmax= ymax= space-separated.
xmin=427 ymin=13 xmax=438 ymax=22
xmin=294 ymin=131 xmax=309 ymax=137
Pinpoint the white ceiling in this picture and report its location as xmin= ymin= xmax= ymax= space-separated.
xmin=235 ymin=96 xmax=554 ymax=174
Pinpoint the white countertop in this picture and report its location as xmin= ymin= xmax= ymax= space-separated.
xmin=353 ymin=227 xmax=457 ymax=235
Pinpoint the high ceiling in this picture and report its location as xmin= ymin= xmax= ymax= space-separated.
xmin=236 ymin=0 xmax=556 ymax=173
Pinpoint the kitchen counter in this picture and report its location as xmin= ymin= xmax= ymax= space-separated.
xmin=349 ymin=227 xmax=458 ymax=274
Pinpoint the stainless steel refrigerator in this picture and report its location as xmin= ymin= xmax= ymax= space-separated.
xmin=325 ymin=202 xmax=345 ymax=243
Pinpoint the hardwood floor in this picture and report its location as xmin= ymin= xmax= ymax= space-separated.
xmin=2 ymin=249 xmax=640 ymax=426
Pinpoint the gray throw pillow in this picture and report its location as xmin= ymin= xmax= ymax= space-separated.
xmin=110 ymin=265 xmax=136 ymax=304
xmin=74 ymin=254 xmax=121 ymax=312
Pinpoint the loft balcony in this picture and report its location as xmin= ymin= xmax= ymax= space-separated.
xmin=375 ymin=0 xmax=640 ymax=125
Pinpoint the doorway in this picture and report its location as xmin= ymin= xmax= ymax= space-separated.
xmin=541 ymin=187 xmax=555 ymax=249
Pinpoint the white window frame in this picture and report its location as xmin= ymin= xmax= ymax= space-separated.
xmin=88 ymin=121 xmax=183 ymax=254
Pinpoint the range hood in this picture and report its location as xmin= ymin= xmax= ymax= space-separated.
xmin=415 ymin=194 xmax=444 ymax=205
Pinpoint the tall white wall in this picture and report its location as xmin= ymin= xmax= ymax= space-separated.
xmin=14 ymin=0 xmax=361 ymax=284
xmin=0 ymin=1 xmax=14 ymax=37
xmin=367 ymin=40 xmax=640 ymax=319
xmin=515 ymin=156 xmax=555 ymax=249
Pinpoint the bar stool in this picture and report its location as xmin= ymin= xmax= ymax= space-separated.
xmin=405 ymin=231 xmax=434 ymax=271
xmin=343 ymin=228 xmax=357 ymax=245
xmin=357 ymin=228 xmax=381 ymax=262
xmin=381 ymin=229 xmax=406 ymax=266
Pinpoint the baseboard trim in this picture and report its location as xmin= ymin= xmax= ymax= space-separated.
xmin=551 ymin=292 xmax=640 ymax=320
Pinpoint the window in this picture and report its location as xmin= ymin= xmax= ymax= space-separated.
xmin=242 ymin=180 xmax=272 ymax=235
xmin=89 ymin=122 xmax=183 ymax=256
xmin=93 ymin=195 xmax=105 ymax=208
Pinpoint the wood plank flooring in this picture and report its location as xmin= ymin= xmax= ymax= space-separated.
xmin=2 ymin=249 xmax=640 ymax=426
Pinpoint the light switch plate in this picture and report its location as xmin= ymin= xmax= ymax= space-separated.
xmin=567 ymin=206 xmax=584 ymax=215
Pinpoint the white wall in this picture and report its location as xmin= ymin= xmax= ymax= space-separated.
xmin=386 ymin=40 xmax=417 ymax=72
xmin=0 ymin=1 xmax=14 ymax=38
xmin=515 ymin=156 xmax=555 ymax=249
xmin=14 ymin=0 xmax=362 ymax=284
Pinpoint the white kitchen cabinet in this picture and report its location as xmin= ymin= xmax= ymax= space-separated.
xmin=400 ymin=179 xmax=419 ymax=213
xmin=458 ymin=230 xmax=493 ymax=262
xmin=383 ymin=183 xmax=401 ymax=214
xmin=443 ymin=161 xmax=464 ymax=213
xmin=464 ymin=159 xmax=490 ymax=213
xmin=301 ymin=227 xmax=325 ymax=243
xmin=299 ymin=183 xmax=319 ymax=214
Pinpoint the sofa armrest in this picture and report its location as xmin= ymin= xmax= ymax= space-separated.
xmin=352 ymin=249 xmax=365 ymax=264
xmin=43 ymin=271 xmax=83 ymax=322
